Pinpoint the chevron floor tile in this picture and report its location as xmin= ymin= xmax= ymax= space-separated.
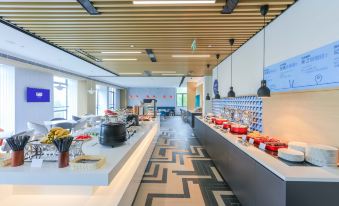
xmin=133 ymin=117 xmax=241 ymax=206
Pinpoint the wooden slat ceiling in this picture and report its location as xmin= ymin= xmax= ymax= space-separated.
xmin=0 ymin=0 xmax=295 ymax=76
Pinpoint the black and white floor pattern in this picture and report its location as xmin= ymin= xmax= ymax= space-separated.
xmin=133 ymin=117 xmax=241 ymax=206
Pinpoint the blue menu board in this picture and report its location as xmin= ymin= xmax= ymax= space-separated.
xmin=264 ymin=40 xmax=339 ymax=92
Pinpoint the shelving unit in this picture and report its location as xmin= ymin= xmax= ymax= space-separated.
xmin=212 ymin=96 xmax=263 ymax=132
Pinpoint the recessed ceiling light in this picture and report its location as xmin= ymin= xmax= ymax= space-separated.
xmin=101 ymin=51 xmax=142 ymax=54
xmin=172 ymin=54 xmax=211 ymax=58
xmin=152 ymin=71 xmax=177 ymax=74
xmin=119 ymin=72 xmax=142 ymax=75
xmin=133 ymin=1 xmax=215 ymax=5
xmin=161 ymin=73 xmax=185 ymax=76
xmin=208 ymin=45 xmax=213 ymax=48
xmin=130 ymin=45 xmax=135 ymax=48
xmin=103 ymin=58 xmax=138 ymax=61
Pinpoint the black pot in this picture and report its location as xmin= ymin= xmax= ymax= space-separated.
xmin=126 ymin=114 xmax=139 ymax=126
xmin=99 ymin=122 xmax=127 ymax=147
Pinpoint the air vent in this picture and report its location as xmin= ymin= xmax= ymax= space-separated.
xmin=221 ymin=0 xmax=239 ymax=14
xmin=77 ymin=0 xmax=100 ymax=15
xmin=75 ymin=49 xmax=101 ymax=62
xmin=145 ymin=49 xmax=157 ymax=62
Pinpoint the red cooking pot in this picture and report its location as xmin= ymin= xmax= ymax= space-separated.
xmin=265 ymin=142 xmax=288 ymax=152
xmin=222 ymin=122 xmax=232 ymax=129
xmin=211 ymin=117 xmax=216 ymax=123
xmin=230 ymin=125 xmax=248 ymax=134
xmin=215 ymin=118 xmax=228 ymax=125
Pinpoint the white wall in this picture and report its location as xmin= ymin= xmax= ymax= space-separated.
xmin=127 ymin=88 xmax=176 ymax=107
xmin=15 ymin=68 xmax=53 ymax=132
xmin=213 ymin=0 xmax=339 ymax=96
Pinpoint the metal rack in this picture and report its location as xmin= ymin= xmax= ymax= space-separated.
xmin=212 ymin=96 xmax=263 ymax=132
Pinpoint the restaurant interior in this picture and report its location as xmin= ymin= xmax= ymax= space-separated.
xmin=0 ymin=0 xmax=339 ymax=206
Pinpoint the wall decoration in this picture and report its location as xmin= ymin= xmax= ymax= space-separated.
xmin=213 ymin=79 xmax=219 ymax=95
xmin=127 ymin=88 xmax=176 ymax=107
xmin=265 ymin=40 xmax=339 ymax=92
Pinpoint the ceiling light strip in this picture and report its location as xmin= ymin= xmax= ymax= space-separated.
xmin=161 ymin=73 xmax=185 ymax=76
xmin=133 ymin=1 xmax=215 ymax=5
xmin=101 ymin=51 xmax=142 ymax=54
xmin=103 ymin=58 xmax=138 ymax=61
xmin=172 ymin=54 xmax=211 ymax=58
xmin=152 ymin=71 xmax=176 ymax=74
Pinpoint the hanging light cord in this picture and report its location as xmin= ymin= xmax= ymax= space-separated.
xmin=230 ymin=44 xmax=233 ymax=87
xmin=262 ymin=14 xmax=266 ymax=80
xmin=216 ymin=56 xmax=219 ymax=82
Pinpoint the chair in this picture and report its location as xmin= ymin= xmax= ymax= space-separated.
xmin=53 ymin=122 xmax=74 ymax=131
xmin=27 ymin=122 xmax=48 ymax=135
xmin=72 ymin=115 xmax=82 ymax=121
xmin=50 ymin=118 xmax=66 ymax=121
xmin=73 ymin=120 xmax=87 ymax=132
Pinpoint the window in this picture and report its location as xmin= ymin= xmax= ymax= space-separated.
xmin=96 ymin=85 xmax=108 ymax=115
xmin=53 ymin=76 xmax=68 ymax=119
xmin=176 ymin=87 xmax=187 ymax=107
xmin=108 ymin=87 xmax=115 ymax=110
xmin=0 ymin=64 xmax=15 ymax=133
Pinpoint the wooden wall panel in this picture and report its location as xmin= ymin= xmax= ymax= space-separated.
xmin=263 ymin=89 xmax=339 ymax=148
xmin=187 ymin=82 xmax=197 ymax=111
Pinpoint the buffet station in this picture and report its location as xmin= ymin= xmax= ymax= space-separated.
xmin=194 ymin=108 xmax=339 ymax=206
xmin=0 ymin=109 xmax=159 ymax=206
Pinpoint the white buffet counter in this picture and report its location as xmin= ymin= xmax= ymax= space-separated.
xmin=197 ymin=117 xmax=339 ymax=182
xmin=0 ymin=119 xmax=160 ymax=206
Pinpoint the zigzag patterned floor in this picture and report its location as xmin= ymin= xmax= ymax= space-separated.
xmin=133 ymin=117 xmax=241 ymax=206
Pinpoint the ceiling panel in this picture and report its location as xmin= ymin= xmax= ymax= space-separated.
xmin=0 ymin=0 xmax=295 ymax=77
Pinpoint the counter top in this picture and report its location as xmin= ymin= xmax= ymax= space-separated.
xmin=0 ymin=120 xmax=159 ymax=186
xmin=196 ymin=117 xmax=339 ymax=182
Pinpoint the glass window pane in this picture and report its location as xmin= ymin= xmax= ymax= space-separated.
xmin=183 ymin=94 xmax=187 ymax=107
xmin=53 ymin=76 xmax=68 ymax=118
xmin=53 ymin=110 xmax=67 ymax=119
xmin=53 ymin=76 xmax=66 ymax=84
xmin=53 ymin=85 xmax=67 ymax=107
xmin=176 ymin=87 xmax=187 ymax=93
xmin=177 ymin=94 xmax=183 ymax=107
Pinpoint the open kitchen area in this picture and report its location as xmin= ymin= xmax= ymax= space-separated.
xmin=1 ymin=0 xmax=339 ymax=205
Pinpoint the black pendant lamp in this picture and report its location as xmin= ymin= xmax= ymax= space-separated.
xmin=206 ymin=64 xmax=211 ymax=100
xmin=215 ymin=54 xmax=221 ymax=99
xmin=257 ymin=4 xmax=271 ymax=98
xmin=227 ymin=38 xmax=236 ymax=98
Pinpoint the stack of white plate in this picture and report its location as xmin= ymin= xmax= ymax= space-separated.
xmin=305 ymin=144 xmax=338 ymax=167
xmin=278 ymin=148 xmax=305 ymax=162
xmin=288 ymin=141 xmax=308 ymax=153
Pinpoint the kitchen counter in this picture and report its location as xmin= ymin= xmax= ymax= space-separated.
xmin=196 ymin=117 xmax=339 ymax=182
xmin=194 ymin=117 xmax=339 ymax=206
xmin=181 ymin=109 xmax=202 ymax=128
xmin=0 ymin=119 xmax=160 ymax=206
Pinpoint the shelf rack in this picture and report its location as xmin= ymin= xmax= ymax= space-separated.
xmin=212 ymin=96 xmax=263 ymax=132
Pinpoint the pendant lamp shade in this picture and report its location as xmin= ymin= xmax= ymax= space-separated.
xmin=88 ymin=80 xmax=96 ymax=95
xmin=227 ymin=38 xmax=236 ymax=98
xmin=257 ymin=80 xmax=270 ymax=97
xmin=227 ymin=86 xmax=236 ymax=98
xmin=206 ymin=93 xmax=211 ymax=100
xmin=257 ymin=5 xmax=271 ymax=98
xmin=214 ymin=54 xmax=221 ymax=99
